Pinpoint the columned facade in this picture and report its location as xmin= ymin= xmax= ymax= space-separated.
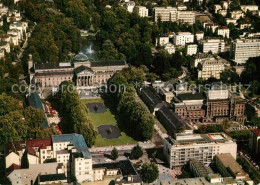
xmin=77 ymin=75 xmax=94 ymax=87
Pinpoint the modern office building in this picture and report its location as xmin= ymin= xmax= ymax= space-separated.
xmin=230 ymin=38 xmax=260 ymax=64
xmin=163 ymin=133 xmax=237 ymax=169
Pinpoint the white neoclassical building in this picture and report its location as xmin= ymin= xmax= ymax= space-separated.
xmin=29 ymin=53 xmax=128 ymax=89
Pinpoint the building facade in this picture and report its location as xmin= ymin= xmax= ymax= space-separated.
xmin=172 ymin=89 xmax=247 ymax=123
xmin=217 ymin=26 xmax=230 ymax=38
xmin=230 ymin=39 xmax=260 ymax=64
xmin=186 ymin=44 xmax=197 ymax=55
xmin=29 ymin=53 xmax=128 ymax=89
xmin=198 ymin=58 xmax=225 ymax=80
xmin=134 ymin=6 xmax=148 ymax=17
xmin=201 ymin=39 xmax=225 ymax=54
xmin=173 ymin=32 xmax=194 ymax=46
xmin=163 ymin=133 xmax=237 ymax=169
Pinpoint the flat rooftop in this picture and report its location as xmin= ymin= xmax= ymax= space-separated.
xmin=216 ymin=153 xmax=247 ymax=178
xmin=166 ymin=133 xmax=234 ymax=146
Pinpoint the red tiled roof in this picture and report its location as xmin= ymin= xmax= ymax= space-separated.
xmin=26 ymin=138 xmax=51 ymax=156
xmin=252 ymin=129 xmax=260 ymax=136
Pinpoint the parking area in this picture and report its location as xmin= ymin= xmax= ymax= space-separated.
xmin=226 ymin=124 xmax=258 ymax=132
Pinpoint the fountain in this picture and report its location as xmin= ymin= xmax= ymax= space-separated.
xmin=86 ymin=43 xmax=94 ymax=54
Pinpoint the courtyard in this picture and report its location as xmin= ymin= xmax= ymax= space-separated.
xmin=82 ymin=98 xmax=137 ymax=147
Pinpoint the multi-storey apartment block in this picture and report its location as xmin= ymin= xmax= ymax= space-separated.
xmin=201 ymin=39 xmax=225 ymax=54
xmin=163 ymin=133 xmax=237 ymax=169
xmin=230 ymin=39 xmax=260 ymax=64
xmin=174 ymin=32 xmax=194 ymax=46
xmin=154 ymin=7 xmax=178 ymax=22
xmin=134 ymin=6 xmax=148 ymax=17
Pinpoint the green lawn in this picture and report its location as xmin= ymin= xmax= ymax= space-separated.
xmin=82 ymin=98 xmax=137 ymax=147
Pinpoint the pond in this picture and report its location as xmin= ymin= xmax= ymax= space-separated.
xmin=80 ymin=38 xmax=100 ymax=61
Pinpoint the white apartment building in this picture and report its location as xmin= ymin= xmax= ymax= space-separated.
xmin=217 ymin=26 xmax=230 ymax=38
xmin=230 ymin=10 xmax=244 ymax=20
xmin=214 ymin=4 xmax=222 ymax=14
xmin=218 ymin=10 xmax=227 ymax=17
xmin=156 ymin=37 xmax=170 ymax=46
xmin=154 ymin=7 xmax=177 ymax=22
xmin=241 ymin=5 xmax=258 ymax=12
xmin=163 ymin=133 xmax=237 ymax=169
xmin=195 ymin=32 xmax=204 ymax=41
xmin=164 ymin=43 xmax=175 ymax=54
xmin=8 ymin=29 xmax=22 ymax=40
xmin=9 ymin=21 xmax=28 ymax=39
xmin=198 ymin=58 xmax=225 ymax=80
xmin=240 ymin=23 xmax=252 ymax=29
xmin=173 ymin=32 xmax=194 ymax=46
xmin=154 ymin=7 xmax=195 ymax=24
xmin=123 ymin=1 xmax=135 ymax=13
xmin=177 ymin=11 xmax=195 ymax=25
xmin=231 ymin=38 xmax=260 ymax=64
xmin=134 ymin=6 xmax=148 ymax=17
xmin=51 ymin=134 xmax=93 ymax=182
xmin=226 ymin=18 xmax=237 ymax=25
xmin=221 ymin=1 xmax=231 ymax=10
xmin=186 ymin=44 xmax=197 ymax=55
xmin=201 ymin=39 xmax=225 ymax=54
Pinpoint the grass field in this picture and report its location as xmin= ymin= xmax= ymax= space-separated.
xmin=82 ymin=98 xmax=137 ymax=147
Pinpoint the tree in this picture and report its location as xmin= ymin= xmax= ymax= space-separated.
xmin=0 ymin=93 xmax=21 ymax=116
xmin=139 ymin=163 xmax=159 ymax=183
xmin=111 ymin=147 xmax=118 ymax=160
xmin=130 ymin=145 xmax=143 ymax=159
xmin=21 ymin=150 xmax=29 ymax=169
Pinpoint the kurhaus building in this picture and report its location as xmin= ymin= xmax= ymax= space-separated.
xmin=28 ymin=53 xmax=128 ymax=89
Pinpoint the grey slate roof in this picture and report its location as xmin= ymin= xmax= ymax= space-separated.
xmin=39 ymin=173 xmax=67 ymax=182
xmin=156 ymin=106 xmax=192 ymax=135
xmin=35 ymin=63 xmax=72 ymax=70
xmin=27 ymin=92 xmax=48 ymax=128
xmin=51 ymin=133 xmax=91 ymax=159
xmin=91 ymin=60 xmax=127 ymax=67
xmin=74 ymin=65 xmax=93 ymax=74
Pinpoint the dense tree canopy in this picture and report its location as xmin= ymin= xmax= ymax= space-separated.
xmin=139 ymin=163 xmax=159 ymax=183
xmin=56 ymin=81 xmax=97 ymax=146
xmin=0 ymin=94 xmax=56 ymax=144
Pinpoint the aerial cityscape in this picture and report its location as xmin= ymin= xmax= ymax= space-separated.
xmin=0 ymin=0 xmax=260 ymax=184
